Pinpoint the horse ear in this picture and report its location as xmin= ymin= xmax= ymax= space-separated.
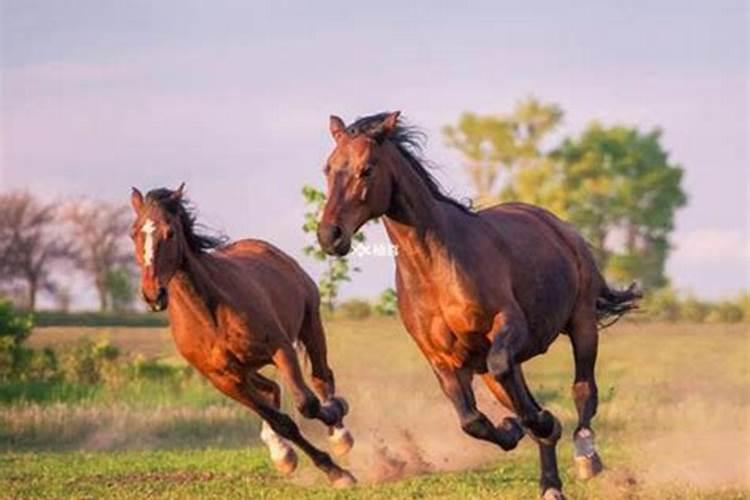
xmin=381 ymin=111 xmax=401 ymax=136
xmin=171 ymin=182 xmax=186 ymax=201
xmin=131 ymin=187 xmax=144 ymax=213
xmin=330 ymin=115 xmax=347 ymax=143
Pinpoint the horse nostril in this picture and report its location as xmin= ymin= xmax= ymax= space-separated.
xmin=331 ymin=225 xmax=343 ymax=242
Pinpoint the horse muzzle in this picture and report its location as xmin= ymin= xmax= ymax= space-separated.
xmin=317 ymin=223 xmax=351 ymax=256
xmin=142 ymin=286 xmax=168 ymax=312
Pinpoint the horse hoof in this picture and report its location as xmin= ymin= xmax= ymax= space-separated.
xmin=332 ymin=397 xmax=349 ymax=417
xmin=330 ymin=469 xmax=357 ymax=489
xmin=575 ymin=451 xmax=603 ymax=480
xmin=272 ymin=447 xmax=298 ymax=476
xmin=502 ymin=417 xmax=525 ymax=441
xmin=541 ymin=487 xmax=565 ymax=500
xmin=330 ymin=426 xmax=354 ymax=456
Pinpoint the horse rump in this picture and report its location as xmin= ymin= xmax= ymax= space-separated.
xmin=596 ymin=282 xmax=642 ymax=328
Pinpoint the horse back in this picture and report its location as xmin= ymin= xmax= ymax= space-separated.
xmin=215 ymin=239 xmax=319 ymax=341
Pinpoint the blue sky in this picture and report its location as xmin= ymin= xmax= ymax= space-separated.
xmin=1 ymin=1 xmax=747 ymax=306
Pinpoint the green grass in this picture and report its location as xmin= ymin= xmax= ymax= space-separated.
xmin=1 ymin=320 xmax=748 ymax=498
xmin=2 ymin=447 xmax=746 ymax=499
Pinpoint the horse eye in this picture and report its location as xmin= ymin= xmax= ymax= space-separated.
xmin=165 ymin=228 xmax=174 ymax=239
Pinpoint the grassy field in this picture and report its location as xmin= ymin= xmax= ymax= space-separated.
xmin=2 ymin=319 xmax=749 ymax=499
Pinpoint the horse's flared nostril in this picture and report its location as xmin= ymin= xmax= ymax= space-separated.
xmin=317 ymin=224 xmax=345 ymax=252
xmin=330 ymin=225 xmax=343 ymax=243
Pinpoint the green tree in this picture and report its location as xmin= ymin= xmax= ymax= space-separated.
xmin=446 ymin=99 xmax=686 ymax=289
xmin=0 ymin=299 xmax=33 ymax=380
xmin=301 ymin=185 xmax=365 ymax=311
xmin=552 ymin=124 xmax=686 ymax=288
xmin=443 ymin=97 xmax=563 ymax=206
xmin=105 ymin=267 xmax=136 ymax=312
xmin=374 ymin=288 xmax=398 ymax=316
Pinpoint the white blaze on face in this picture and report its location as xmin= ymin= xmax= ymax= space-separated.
xmin=141 ymin=218 xmax=157 ymax=266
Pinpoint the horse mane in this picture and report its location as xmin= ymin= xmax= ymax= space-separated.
xmin=145 ymin=188 xmax=228 ymax=253
xmin=347 ymin=113 xmax=475 ymax=215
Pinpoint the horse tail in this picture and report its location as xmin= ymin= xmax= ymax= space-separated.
xmin=596 ymin=281 xmax=642 ymax=329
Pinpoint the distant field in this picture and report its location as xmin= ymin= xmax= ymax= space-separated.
xmin=3 ymin=320 xmax=749 ymax=499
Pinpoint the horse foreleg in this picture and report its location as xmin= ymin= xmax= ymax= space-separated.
xmin=273 ymin=346 xmax=348 ymax=428
xmin=488 ymin=323 xmax=564 ymax=499
xmin=433 ymin=363 xmax=524 ymax=451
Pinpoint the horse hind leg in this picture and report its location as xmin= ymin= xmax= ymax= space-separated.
xmin=569 ymin=313 xmax=604 ymax=480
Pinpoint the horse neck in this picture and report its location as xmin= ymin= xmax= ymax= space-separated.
xmin=167 ymin=242 xmax=222 ymax=328
xmin=381 ymin=144 xmax=453 ymax=262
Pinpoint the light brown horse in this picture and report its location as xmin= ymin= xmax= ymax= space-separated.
xmin=130 ymin=184 xmax=356 ymax=487
xmin=316 ymin=112 xmax=640 ymax=499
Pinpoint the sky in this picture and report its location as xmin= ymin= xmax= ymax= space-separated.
xmin=1 ymin=0 xmax=748 ymax=307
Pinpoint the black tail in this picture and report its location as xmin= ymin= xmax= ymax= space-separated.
xmin=596 ymin=282 xmax=642 ymax=328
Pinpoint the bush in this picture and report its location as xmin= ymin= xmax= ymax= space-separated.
xmin=0 ymin=300 xmax=34 ymax=380
xmin=642 ymin=287 xmax=681 ymax=322
xmin=60 ymin=339 xmax=120 ymax=385
xmin=738 ymin=293 xmax=750 ymax=322
xmin=337 ymin=299 xmax=372 ymax=320
xmin=706 ymin=301 xmax=744 ymax=324
xmin=25 ymin=348 xmax=59 ymax=381
xmin=680 ymin=296 xmax=709 ymax=323
xmin=374 ymin=288 xmax=398 ymax=316
xmin=0 ymin=299 xmax=32 ymax=345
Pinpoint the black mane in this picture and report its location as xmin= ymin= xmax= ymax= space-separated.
xmin=146 ymin=188 xmax=227 ymax=253
xmin=347 ymin=113 xmax=474 ymax=215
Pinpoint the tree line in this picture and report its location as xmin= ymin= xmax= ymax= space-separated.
xmin=0 ymin=193 xmax=135 ymax=312
xmin=443 ymin=98 xmax=687 ymax=289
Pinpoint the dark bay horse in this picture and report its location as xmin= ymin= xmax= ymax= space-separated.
xmin=316 ymin=112 xmax=640 ymax=499
xmin=130 ymin=184 xmax=356 ymax=487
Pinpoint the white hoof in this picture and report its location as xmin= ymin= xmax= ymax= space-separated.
xmin=329 ymin=426 xmax=354 ymax=457
xmin=574 ymin=451 xmax=603 ymax=480
xmin=260 ymin=421 xmax=297 ymax=475
xmin=574 ymin=428 xmax=603 ymax=480
xmin=542 ymin=487 xmax=565 ymax=500
xmin=331 ymin=469 xmax=357 ymax=489
xmin=272 ymin=447 xmax=298 ymax=475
